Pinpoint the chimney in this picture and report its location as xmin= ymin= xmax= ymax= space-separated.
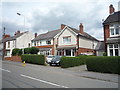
xmin=14 ymin=30 xmax=20 ymax=36
xmin=109 ymin=4 xmax=115 ymax=14
xmin=35 ymin=33 xmax=37 ymax=38
xmin=79 ymin=23 xmax=84 ymax=34
xmin=61 ymin=24 xmax=66 ymax=30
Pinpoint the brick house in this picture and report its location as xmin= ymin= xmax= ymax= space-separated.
xmin=57 ymin=24 xmax=99 ymax=56
xmin=103 ymin=4 xmax=120 ymax=56
xmin=31 ymin=29 xmax=62 ymax=56
xmin=33 ymin=24 xmax=99 ymax=56
xmin=4 ymin=31 xmax=34 ymax=58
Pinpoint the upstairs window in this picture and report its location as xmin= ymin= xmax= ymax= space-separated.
xmin=110 ymin=24 xmax=120 ymax=36
xmin=8 ymin=42 xmax=10 ymax=48
xmin=46 ymin=40 xmax=51 ymax=45
xmin=63 ymin=36 xmax=71 ymax=44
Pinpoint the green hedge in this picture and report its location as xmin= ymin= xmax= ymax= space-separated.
xmin=60 ymin=56 xmax=86 ymax=68
xmin=21 ymin=54 xmax=45 ymax=65
xmin=86 ymin=56 xmax=120 ymax=74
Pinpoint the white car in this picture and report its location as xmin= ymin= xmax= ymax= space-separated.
xmin=46 ymin=55 xmax=55 ymax=64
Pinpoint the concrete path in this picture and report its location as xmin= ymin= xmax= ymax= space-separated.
xmin=65 ymin=65 xmax=119 ymax=83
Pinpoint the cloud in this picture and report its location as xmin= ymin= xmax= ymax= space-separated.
xmin=1 ymin=0 xmax=118 ymax=40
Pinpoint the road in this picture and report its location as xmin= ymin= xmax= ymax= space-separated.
xmin=1 ymin=60 xmax=118 ymax=88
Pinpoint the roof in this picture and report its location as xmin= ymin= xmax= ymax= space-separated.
xmin=106 ymin=36 xmax=120 ymax=43
xmin=4 ymin=31 xmax=28 ymax=42
xmin=68 ymin=26 xmax=98 ymax=41
xmin=33 ymin=24 xmax=98 ymax=41
xmin=95 ymin=41 xmax=105 ymax=51
xmin=103 ymin=11 xmax=120 ymax=24
xmin=32 ymin=29 xmax=61 ymax=41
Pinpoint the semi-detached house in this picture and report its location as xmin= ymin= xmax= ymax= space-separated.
xmin=32 ymin=24 xmax=100 ymax=56
xmin=4 ymin=31 xmax=34 ymax=58
xmin=103 ymin=4 xmax=120 ymax=56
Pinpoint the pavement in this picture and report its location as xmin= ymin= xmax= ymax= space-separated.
xmin=64 ymin=65 xmax=119 ymax=83
xmin=1 ymin=60 xmax=119 ymax=88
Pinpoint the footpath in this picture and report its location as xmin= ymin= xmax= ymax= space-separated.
xmin=65 ymin=65 xmax=119 ymax=83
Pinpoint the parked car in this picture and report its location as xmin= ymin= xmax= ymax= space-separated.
xmin=46 ymin=55 xmax=55 ymax=64
xmin=49 ymin=56 xmax=61 ymax=66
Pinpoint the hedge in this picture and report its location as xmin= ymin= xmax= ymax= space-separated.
xmin=60 ymin=56 xmax=86 ymax=68
xmin=86 ymin=56 xmax=120 ymax=74
xmin=21 ymin=54 xmax=45 ymax=65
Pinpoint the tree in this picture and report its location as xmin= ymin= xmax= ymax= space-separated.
xmin=12 ymin=48 xmax=20 ymax=56
xmin=30 ymin=47 xmax=39 ymax=54
xmin=24 ymin=48 xmax=31 ymax=54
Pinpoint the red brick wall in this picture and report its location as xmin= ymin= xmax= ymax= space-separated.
xmin=104 ymin=24 xmax=110 ymax=52
xmin=4 ymin=56 xmax=22 ymax=62
xmin=78 ymin=48 xmax=95 ymax=55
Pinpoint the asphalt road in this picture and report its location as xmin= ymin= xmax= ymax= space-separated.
xmin=1 ymin=60 xmax=118 ymax=88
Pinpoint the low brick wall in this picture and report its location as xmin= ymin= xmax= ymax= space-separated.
xmin=4 ymin=56 xmax=22 ymax=62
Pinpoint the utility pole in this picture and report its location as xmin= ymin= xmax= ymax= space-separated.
xmin=2 ymin=27 xmax=5 ymax=60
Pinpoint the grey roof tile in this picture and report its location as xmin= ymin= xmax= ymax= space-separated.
xmin=103 ymin=11 xmax=120 ymax=24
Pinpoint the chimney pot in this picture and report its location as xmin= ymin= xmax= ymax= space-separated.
xmin=35 ymin=33 xmax=37 ymax=38
xmin=61 ymin=24 xmax=66 ymax=30
xmin=109 ymin=4 xmax=115 ymax=14
xmin=79 ymin=23 xmax=84 ymax=34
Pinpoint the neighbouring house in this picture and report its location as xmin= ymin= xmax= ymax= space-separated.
xmin=4 ymin=31 xmax=34 ymax=58
xmin=33 ymin=24 xmax=99 ymax=56
xmin=95 ymin=41 xmax=105 ymax=56
xmin=103 ymin=4 xmax=120 ymax=56
xmin=31 ymin=29 xmax=62 ymax=56
xmin=57 ymin=24 xmax=99 ymax=56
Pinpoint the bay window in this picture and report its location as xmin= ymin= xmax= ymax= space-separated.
xmin=108 ymin=44 xmax=120 ymax=56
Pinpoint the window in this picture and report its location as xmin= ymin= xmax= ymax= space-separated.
xmin=5 ymin=50 xmax=10 ymax=56
xmin=108 ymin=44 xmax=120 ymax=56
xmin=8 ymin=42 xmax=10 ymax=48
xmin=110 ymin=24 xmax=120 ymax=36
xmin=63 ymin=36 xmax=71 ymax=43
xmin=46 ymin=40 xmax=51 ymax=45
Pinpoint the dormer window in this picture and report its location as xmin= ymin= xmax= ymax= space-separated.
xmin=110 ymin=24 xmax=120 ymax=36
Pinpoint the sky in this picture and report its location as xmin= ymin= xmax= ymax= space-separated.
xmin=0 ymin=0 xmax=120 ymax=40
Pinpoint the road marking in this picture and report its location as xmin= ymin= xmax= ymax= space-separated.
xmin=0 ymin=68 xmax=11 ymax=72
xmin=20 ymin=74 xmax=69 ymax=88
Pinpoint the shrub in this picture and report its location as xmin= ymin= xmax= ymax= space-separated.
xmin=103 ymin=52 xmax=107 ymax=56
xmin=86 ymin=56 xmax=120 ymax=74
xmin=21 ymin=54 xmax=45 ymax=65
xmin=12 ymin=48 xmax=22 ymax=56
xmin=30 ymin=47 xmax=39 ymax=54
xmin=60 ymin=56 xmax=86 ymax=68
xmin=24 ymin=48 xmax=31 ymax=54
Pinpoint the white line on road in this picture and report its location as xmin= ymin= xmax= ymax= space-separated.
xmin=0 ymin=68 xmax=11 ymax=72
xmin=20 ymin=74 xmax=69 ymax=88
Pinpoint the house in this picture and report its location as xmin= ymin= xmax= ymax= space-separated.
xmin=33 ymin=24 xmax=99 ymax=56
xmin=4 ymin=31 xmax=34 ymax=58
xmin=103 ymin=4 xmax=120 ymax=56
xmin=57 ymin=24 xmax=99 ymax=56
xmin=31 ymin=29 xmax=62 ymax=56
xmin=95 ymin=41 xmax=105 ymax=56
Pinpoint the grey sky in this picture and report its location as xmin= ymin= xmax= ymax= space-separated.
xmin=1 ymin=0 xmax=119 ymax=40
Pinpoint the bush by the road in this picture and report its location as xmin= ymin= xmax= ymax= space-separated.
xmin=12 ymin=48 xmax=22 ymax=56
xmin=21 ymin=54 xmax=45 ymax=65
xmin=60 ymin=56 xmax=86 ymax=68
xmin=86 ymin=56 xmax=120 ymax=74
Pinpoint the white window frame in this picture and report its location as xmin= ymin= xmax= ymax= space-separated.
xmin=110 ymin=24 xmax=120 ymax=37
xmin=63 ymin=36 xmax=71 ymax=44
xmin=107 ymin=44 xmax=120 ymax=56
